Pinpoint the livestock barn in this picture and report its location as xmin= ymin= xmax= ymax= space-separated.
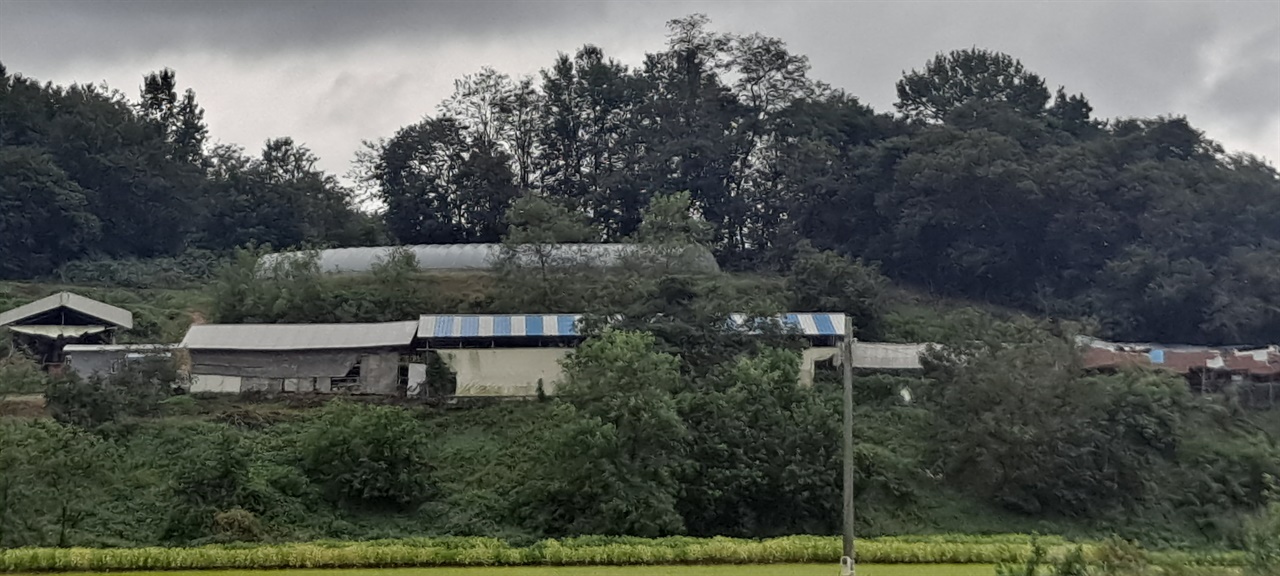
xmin=180 ymin=322 xmax=423 ymax=395
xmin=418 ymin=312 xmax=849 ymax=396
xmin=1082 ymin=339 xmax=1280 ymax=409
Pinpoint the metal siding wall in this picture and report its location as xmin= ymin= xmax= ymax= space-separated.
xmin=189 ymin=350 xmax=360 ymax=378
xmin=438 ymin=348 xmax=570 ymax=397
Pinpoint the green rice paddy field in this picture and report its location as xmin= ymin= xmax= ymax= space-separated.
xmin=33 ymin=567 xmax=999 ymax=576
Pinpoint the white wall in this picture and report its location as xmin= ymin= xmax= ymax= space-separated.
xmin=437 ymin=348 xmax=570 ymax=397
xmin=190 ymin=374 xmax=242 ymax=394
xmin=801 ymin=347 xmax=840 ymax=387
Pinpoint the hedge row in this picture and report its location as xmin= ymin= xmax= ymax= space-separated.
xmin=0 ymin=535 xmax=1245 ymax=572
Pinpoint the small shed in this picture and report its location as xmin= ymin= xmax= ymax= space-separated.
xmin=180 ymin=322 xmax=420 ymax=395
xmin=0 ymin=292 xmax=133 ymax=372
xmin=63 ymin=344 xmax=177 ymax=378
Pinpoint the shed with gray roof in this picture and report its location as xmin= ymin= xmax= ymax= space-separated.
xmin=180 ymin=322 xmax=421 ymax=395
xmin=0 ymin=292 xmax=134 ymax=371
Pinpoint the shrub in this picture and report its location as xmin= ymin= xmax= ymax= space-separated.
xmin=787 ymin=242 xmax=888 ymax=339
xmin=1245 ymin=502 xmax=1280 ymax=576
xmin=0 ymin=354 xmax=47 ymax=394
xmin=212 ymin=508 xmax=265 ymax=543
xmin=53 ymin=249 xmax=225 ymax=289
xmin=45 ymin=357 xmax=183 ymax=428
xmin=518 ymin=331 xmax=688 ymax=537
xmin=164 ymin=426 xmax=255 ymax=543
xmin=296 ymin=401 xmax=432 ymax=507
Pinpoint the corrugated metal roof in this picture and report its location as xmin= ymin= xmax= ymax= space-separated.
xmin=727 ymin=313 xmax=846 ymax=337
xmin=181 ymin=321 xmax=419 ymax=351
xmin=416 ymin=312 xmax=847 ymax=339
xmin=1081 ymin=339 xmax=1280 ymax=377
xmin=63 ymin=344 xmax=177 ymax=353
xmin=0 ymin=292 xmax=133 ymax=329
xmin=259 ymin=244 xmax=720 ymax=275
xmin=418 ymin=315 xmax=585 ymax=339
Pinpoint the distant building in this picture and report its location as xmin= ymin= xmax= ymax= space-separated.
xmin=0 ymin=292 xmax=133 ymax=373
xmin=63 ymin=344 xmax=177 ymax=378
xmin=417 ymin=312 xmax=848 ymax=396
xmin=1081 ymin=338 xmax=1279 ymax=408
xmin=180 ymin=322 xmax=423 ymax=395
xmin=173 ymin=312 xmax=850 ymax=398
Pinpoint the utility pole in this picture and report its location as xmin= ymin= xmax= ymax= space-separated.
xmin=841 ymin=316 xmax=856 ymax=576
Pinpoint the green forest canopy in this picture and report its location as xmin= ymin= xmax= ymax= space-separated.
xmin=1 ymin=14 xmax=1277 ymax=345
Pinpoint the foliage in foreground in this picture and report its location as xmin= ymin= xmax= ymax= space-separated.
xmin=0 ymin=534 xmax=1246 ymax=573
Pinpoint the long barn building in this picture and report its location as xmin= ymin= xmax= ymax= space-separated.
xmin=174 ymin=313 xmax=847 ymax=397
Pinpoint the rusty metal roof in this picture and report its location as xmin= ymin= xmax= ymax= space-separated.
xmin=1082 ymin=340 xmax=1280 ymax=377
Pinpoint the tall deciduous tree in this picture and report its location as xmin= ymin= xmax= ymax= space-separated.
xmin=896 ymin=49 xmax=1051 ymax=123
xmin=520 ymin=330 xmax=689 ymax=537
xmin=375 ymin=117 xmax=518 ymax=244
xmin=0 ymin=147 xmax=100 ymax=277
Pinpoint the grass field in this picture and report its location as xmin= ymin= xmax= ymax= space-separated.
xmin=34 ymin=566 xmax=1000 ymax=576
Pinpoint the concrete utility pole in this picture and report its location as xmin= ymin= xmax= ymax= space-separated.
xmin=841 ymin=316 xmax=856 ymax=576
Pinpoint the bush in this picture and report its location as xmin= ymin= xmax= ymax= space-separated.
xmin=296 ymin=401 xmax=432 ymax=507
xmin=1245 ymin=502 xmax=1280 ymax=576
xmin=787 ymin=242 xmax=888 ymax=339
xmin=518 ymin=331 xmax=688 ymax=538
xmin=212 ymin=508 xmax=266 ymax=543
xmin=53 ymin=249 xmax=225 ymax=289
xmin=0 ymin=354 xmax=47 ymax=394
xmin=45 ymin=357 xmax=183 ymax=428
xmin=164 ymin=426 xmax=255 ymax=543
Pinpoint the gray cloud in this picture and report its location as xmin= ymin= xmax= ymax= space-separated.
xmin=2 ymin=0 xmax=1276 ymax=175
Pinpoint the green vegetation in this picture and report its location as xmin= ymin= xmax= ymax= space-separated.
xmin=2 ymin=13 xmax=1278 ymax=570
xmin=1 ymin=198 xmax=1276 ymax=552
xmin=4 ymin=16 xmax=1277 ymax=345
xmin=1 ymin=567 xmax=1007 ymax=576
xmin=0 ymin=534 xmax=1246 ymax=573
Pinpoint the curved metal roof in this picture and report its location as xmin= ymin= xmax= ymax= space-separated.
xmin=258 ymin=244 xmax=719 ymax=274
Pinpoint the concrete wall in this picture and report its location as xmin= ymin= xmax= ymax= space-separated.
xmin=190 ymin=374 xmax=242 ymax=394
xmin=801 ymin=346 xmax=840 ymax=388
xmin=438 ymin=348 xmax=570 ymax=397
xmin=360 ymin=352 xmax=400 ymax=395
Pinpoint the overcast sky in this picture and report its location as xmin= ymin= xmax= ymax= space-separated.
xmin=2 ymin=0 xmax=1277 ymax=179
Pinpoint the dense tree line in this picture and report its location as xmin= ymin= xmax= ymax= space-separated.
xmin=358 ymin=16 xmax=1279 ymax=345
xmin=4 ymin=14 xmax=1279 ymax=345
xmin=0 ymin=64 xmax=379 ymax=281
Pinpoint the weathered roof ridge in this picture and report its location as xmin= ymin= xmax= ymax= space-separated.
xmin=0 ymin=292 xmax=133 ymax=329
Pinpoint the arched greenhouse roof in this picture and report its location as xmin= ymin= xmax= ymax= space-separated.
xmin=258 ymin=244 xmax=720 ymax=274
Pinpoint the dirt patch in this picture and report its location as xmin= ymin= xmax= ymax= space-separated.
xmin=0 ymin=394 xmax=47 ymax=418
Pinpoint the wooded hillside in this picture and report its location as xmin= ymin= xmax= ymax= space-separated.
xmin=2 ymin=15 xmax=1277 ymax=345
